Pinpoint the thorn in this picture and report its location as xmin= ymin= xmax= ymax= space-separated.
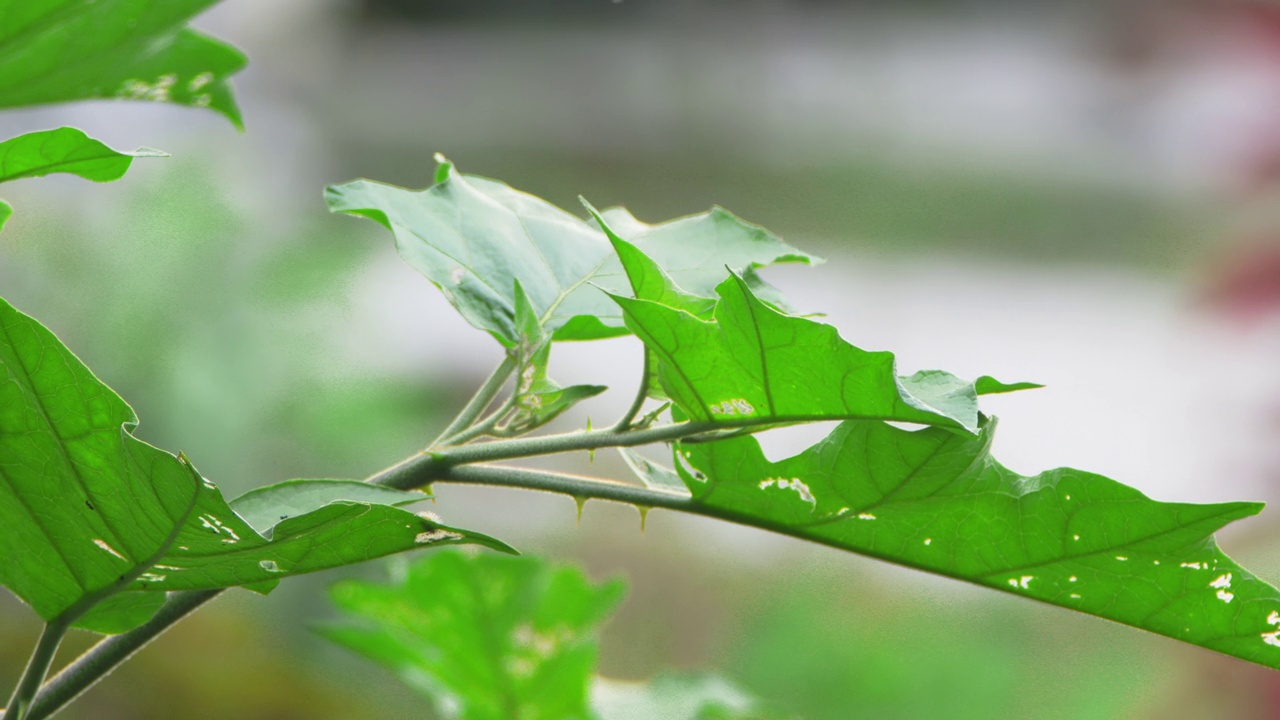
xmin=638 ymin=505 xmax=650 ymax=533
xmin=574 ymin=495 xmax=587 ymax=524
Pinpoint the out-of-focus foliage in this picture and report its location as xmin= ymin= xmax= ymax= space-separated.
xmin=0 ymin=0 xmax=246 ymax=126
xmin=323 ymin=550 xmax=772 ymax=720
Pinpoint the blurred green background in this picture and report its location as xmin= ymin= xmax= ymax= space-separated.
xmin=3 ymin=0 xmax=1280 ymax=717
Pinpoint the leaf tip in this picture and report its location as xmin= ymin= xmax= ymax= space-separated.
xmin=433 ymin=153 xmax=454 ymax=184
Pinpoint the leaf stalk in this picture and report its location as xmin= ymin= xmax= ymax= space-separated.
xmin=3 ymin=621 xmax=69 ymax=720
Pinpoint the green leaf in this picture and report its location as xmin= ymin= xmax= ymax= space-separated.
xmin=228 ymin=478 xmax=430 ymax=534
xmin=975 ymin=375 xmax=1044 ymax=394
xmin=591 ymin=673 xmax=767 ymax=720
xmin=324 ymin=156 xmax=816 ymax=346
xmin=132 ymin=498 xmax=515 ymax=595
xmin=0 ymin=297 xmax=511 ymax=633
xmin=0 ymin=0 xmax=247 ymax=127
xmin=674 ymin=419 xmax=1280 ymax=670
xmin=0 ymin=127 xmax=166 ymax=229
xmin=0 ymin=128 xmax=166 ymax=184
xmin=614 ymin=273 xmax=1014 ymax=434
xmin=0 ymin=296 xmax=205 ymax=632
xmin=323 ymin=550 xmax=625 ymax=720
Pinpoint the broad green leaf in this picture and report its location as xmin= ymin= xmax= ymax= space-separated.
xmin=0 ymin=127 xmax=166 ymax=231
xmin=324 ymin=156 xmax=816 ymax=346
xmin=0 ymin=0 xmax=246 ymax=127
xmin=0 ymin=297 xmax=510 ymax=633
xmin=323 ymin=550 xmax=625 ymax=720
xmin=591 ymin=674 xmax=767 ymax=720
xmin=0 ymin=296 xmax=204 ymax=632
xmin=673 ymin=419 xmax=1280 ymax=670
xmin=614 ymin=274 xmax=1017 ymax=434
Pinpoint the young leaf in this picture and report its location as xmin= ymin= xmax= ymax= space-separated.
xmin=323 ymin=550 xmax=626 ymax=720
xmin=507 ymin=281 xmax=607 ymax=433
xmin=674 ymin=419 xmax=1280 ymax=670
xmin=0 ymin=298 xmax=511 ymax=633
xmin=614 ymin=273 xmax=1018 ymax=434
xmin=0 ymin=0 xmax=247 ymax=127
xmin=325 ymin=156 xmax=815 ymax=346
xmin=0 ymin=127 xmax=167 ymax=231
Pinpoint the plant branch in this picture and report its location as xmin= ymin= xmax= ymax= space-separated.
xmin=3 ymin=621 xmax=69 ymax=720
xmin=25 ymin=590 xmax=221 ymax=720
xmin=610 ymin=351 xmax=650 ymax=432
xmin=440 ymin=464 xmax=693 ymax=510
xmin=430 ymin=355 xmax=516 ymax=447
xmin=369 ymin=420 xmax=715 ymax=491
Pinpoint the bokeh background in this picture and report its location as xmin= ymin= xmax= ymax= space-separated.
xmin=3 ymin=0 xmax=1280 ymax=717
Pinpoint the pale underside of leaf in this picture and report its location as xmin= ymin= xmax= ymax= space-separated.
xmin=324 ymin=158 xmax=816 ymax=346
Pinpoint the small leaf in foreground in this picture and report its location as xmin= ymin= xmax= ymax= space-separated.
xmin=323 ymin=550 xmax=625 ymax=720
xmin=325 ymin=156 xmax=815 ymax=345
xmin=0 ymin=0 xmax=247 ymax=126
xmin=0 ymin=127 xmax=167 ymax=231
xmin=673 ymin=418 xmax=1280 ymax=670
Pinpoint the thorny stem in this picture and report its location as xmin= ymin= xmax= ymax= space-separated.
xmin=3 ymin=621 xmax=69 ymax=720
xmin=442 ymin=464 xmax=692 ymax=511
xmin=610 ymin=350 xmax=650 ymax=432
xmin=368 ymin=420 xmax=715 ymax=491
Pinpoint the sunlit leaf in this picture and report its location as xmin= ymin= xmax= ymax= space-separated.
xmin=0 ymin=0 xmax=246 ymax=126
xmin=0 ymin=127 xmax=166 ymax=231
xmin=673 ymin=418 xmax=1280 ymax=670
xmin=614 ymin=273 xmax=1018 ymax=434
xmin=323 ymin=550 xmax=625 ymax=720
xmin=325 ymin=156 xmax=815 ymax=346
xmin=0 ymin=296 xmax=204 ymax=632
xmin=0 ymin=298 xmax=510 ymax=633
